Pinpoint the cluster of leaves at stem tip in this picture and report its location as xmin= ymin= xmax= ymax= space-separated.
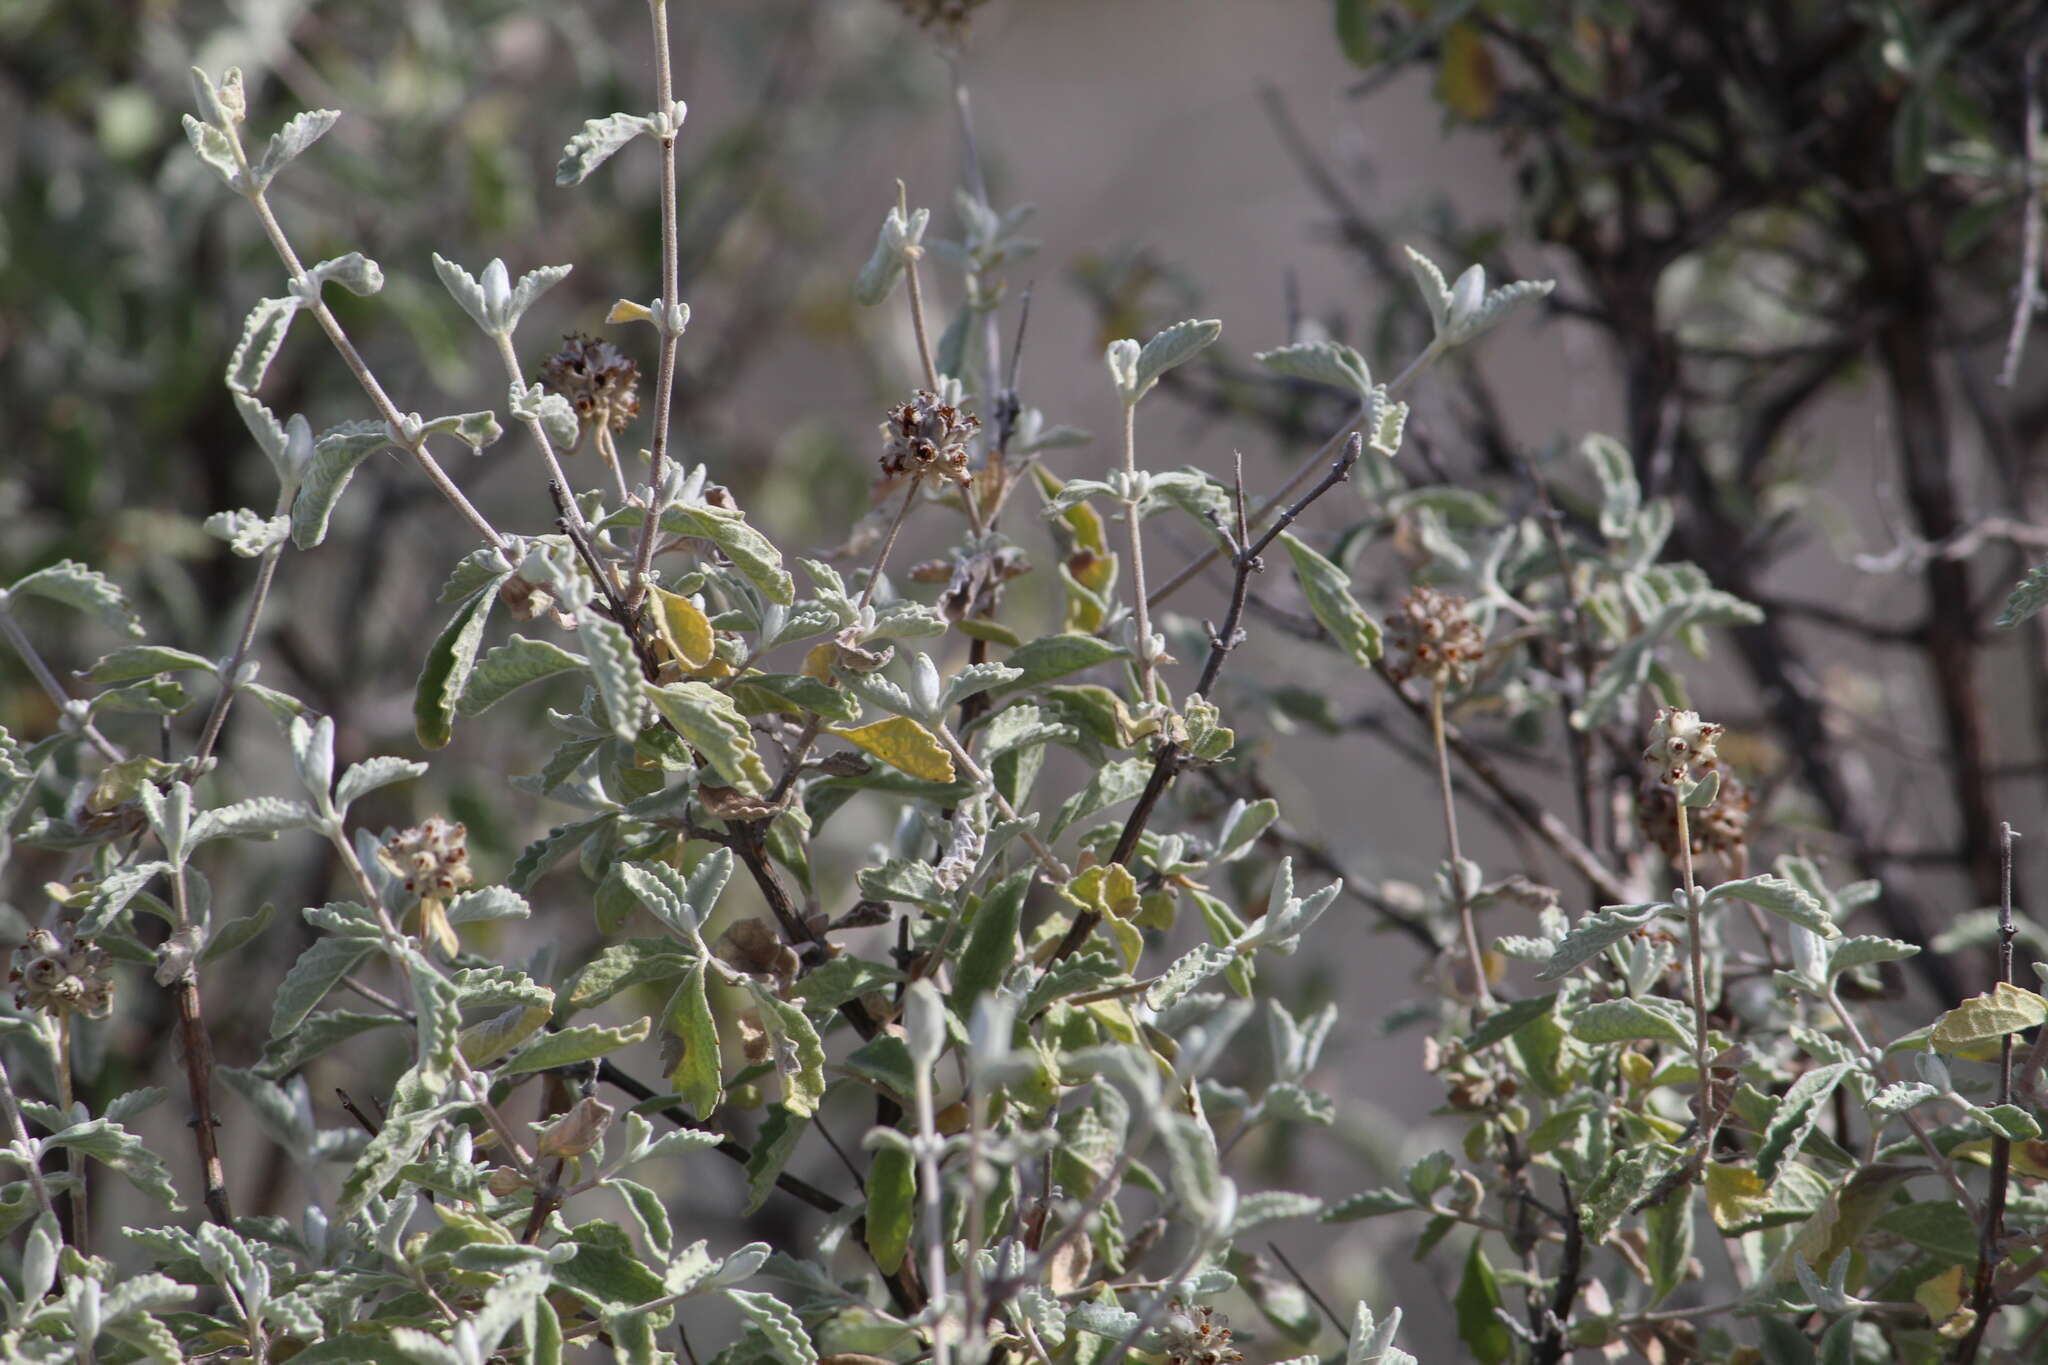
xmin=4 ymin=6 xmax=2048 ymax=1365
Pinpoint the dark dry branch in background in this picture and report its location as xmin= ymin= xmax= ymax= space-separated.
xmin=1051 ymin=436 xmax=1365 ymax=966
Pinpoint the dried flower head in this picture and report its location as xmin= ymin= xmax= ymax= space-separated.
xmin=1639 ymin=762 xmax=1754 ymax=876
xmin=1384 ymin=586 xmax=1484 ymax=688
xmin=1157 ymin=1303 xmax=1243 ymax=1365
xmin=718 ymin=917 xmax=800 ymax=987
xmin=540 ymin=334 xmax=641 ymax=436
xmin=379 ymin=818 xmax=475 ymax=903
xmin=535 ymin=1096 xmax=615 ymax=1160
xmin=10 ymin=926 xmax=114 ymax=1019
xmin=895 ymin=0 xmax=991 ymax=40
xmin=1642 ymin=708 xmax=1723 ymax=788
xmin=879 ymin=390 xmax=978 ymax=483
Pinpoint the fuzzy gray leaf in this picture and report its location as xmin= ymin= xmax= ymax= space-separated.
xmin=1255 ymin=339 xmax=1373 ymax=397
xmin=254 ymin=109 xmax=340 ymax=187
xmin=292 ymin=420 xmax=393 ymax=548
xmin=557 ymin=111 xmax=657 ymax=185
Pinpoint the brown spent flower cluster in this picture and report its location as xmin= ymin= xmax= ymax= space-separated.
xmin=1157 ymin=1303 xmax=1243 ymax=1365
xmin=379 ymin=817 xmax=475 ymax=904
xmin=909 ymin=544 xmax=1030 ymax=623
xmin=879 ymin=390 xmax=978 ymax=484
xmin=895 ymin=0 xmax=991 ymax=40
xmin=1638 ymin=762 xmax=1754 ymax=876
xmin=10 ymin=926 xmax=114 ymax=1019
xmin=1384 ymin=586 xmax=1484 ymax=688
xmin=540 ymin=333 xmax=641 ymax=436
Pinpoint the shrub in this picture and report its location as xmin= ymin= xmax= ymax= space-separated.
xmin=3 ymin=5 xmax=2047 ymax=1365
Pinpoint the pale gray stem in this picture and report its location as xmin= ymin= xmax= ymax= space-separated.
xmin=0 ymin=609 xmax=123 ymax=763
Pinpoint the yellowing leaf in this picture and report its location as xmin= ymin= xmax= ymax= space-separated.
xmin=1916 ymin=1266 xmax=1976 ymax=1341
xmin=1704 ymin=1163 xmax=1769 ymax=1232
xmin=803 ymin=642 xmax=837 ymax=683
xmin=1061 ymin=864 xmax=1140 ymax=920
xmin=607 ymin=299 xmax=653 ymax=324
xmin=1437 ymin=23 xmax=1499 ymax=120
xmin=652 ymin=587 xmax=715 ymax=671
xmin=828 ymin=717 xmax=954 ymax=783
xmin=1931 ymin=981 xmax=2048 ymax=1054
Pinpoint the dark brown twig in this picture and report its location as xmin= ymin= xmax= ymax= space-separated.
xmin=1999 ymin=39 xmax=2046 ymax=388
xmin=173 ymin=976 xmax=232 ymax=1226
xmin=1955 ymin=821 xmax=2024 ymax=1364
xmin=1267 ymin=1241 xmax=1351 ymax=1341
xmin=1050 ymin=436 xmax=1364 ymax=966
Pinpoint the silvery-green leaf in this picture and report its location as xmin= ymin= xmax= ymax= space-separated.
xmin=1011 ymin=408 xmax=1092 ymax=453
xmin=1446 ymin=263 xmax=1487 ymax=336
xmin=1365 ymin=385 xmax=1409 ymax=458
xmin=78 ymin=860 xmax=168 ymax=936
xmin=1404 ymin=245 xmax=1454 ymax=334
xmin=1281 ymin=531 xmax=1382 ymax=667
xmin=1148 ymin=944 xmax=1237 ymax=1010
xmin=2000 ymin=562 xmax=2048 ymax=628
xmin=1571 ymin=996 xmax=1694 ymax=1047
xmin=232 ymin=391 xmax=288 ymax=473
xmin=647 ymin=682 xmax=771 ymax=794
xmin=1042 ymin=477 xmax=1117 ymax=515
xmin=1070 ymin=1302 xmax=1140 ymax=1339
xmin=446 ymin=887 xmax=529 ymax=926
xmin=1455 ymin=276 xmax=1556 ymax=345
xmin=1350 ymin=1303 xmax=1415 ymax=1365
xmin=84 ymin=647 xmax=217 ymax=684
xmin=577 ymin=610 xmax=646 ymax=740
xmin=869 ymin=599 xmax=948 ymax=641
xmin=479 ymin=257 xmax=512 ymax=327
xmin=415 ymin=585 xmax=505 ymax=751
xmin=189 ymin=796 xmax=314 ymax=845
xmin=854 ymin=204 xmax=929 ymax=306
xmin=203 ymin=509 xmax=290 ymax=558
xmin=1105 ymin=338 xmax=1141 ymax=397
xmin=1867 ymin=1081 xmax=1941 ymax=1115
xmin=1215 ymin=798 xmax=1278 ymax=862
xmin=252 ymin=108 xmax=340 ymax=187
xmin=218 ymin=1067 xmax=316 ymax=1152
xmin=417 ymin=410 xmax=503 ymax=453
xmin=460 ymin=635 xmax=586 ymax=717
xmin=290 ymin=716 xmax=333 ymax=810
xmin=1231 ymin=1190 xmax=1324 ymax=1238
xmin=5 ymin=560 xmax=143 ymax=638
xmin=942 ymin=662 xmax=1022 ymax=712
xmin=657 ymin=503 xmax=795 ymax=605
xmin=1254 ymin=339 xmax=1373 ymax=397
xmin=181 ymin=114 xmax=243 ymax=190
xmin=725 ymin=1290 xmax=817 ymax=1365
xmin=1829 ymin=935 xmax=1920 ymax=977
xmin=557 ymin=111 xmax=657 ymax=185
xmin=227 ymin=295 xmax=302 ymax=395
xmin=1385 ymin=485 xmax=1503 ymax=526
xmin=509 ymin=381 xmax=580 ymax=451
xmin=903 ymin=978 xmax=946 ymax=1071
xmin=1536 ymin=902 xmax=1666 ymax=981
xmin=46 ymin=1117 xmax=181 ymax=1207
xmin=1127 ymin=318 xmax=1221 ymax=402
xmin=292 ymin=420 xmax=391 ymax=548
xmin=1582 ymin=434 xmax=1640 ymax=540
xmin=1706 ymin=874 xmax=1837 ymax=938
xmin=304 ymin=252 xmax=384 ymax=299
xmin=188 ymin=66 xmax=243 ymax=129
xmin=507 ymin=263 xmax=572 ymax=333
xmin=334 ymin=756 xmax=427 ymax=811
xmin=431 ymin=254 xmax=491 ymax=333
